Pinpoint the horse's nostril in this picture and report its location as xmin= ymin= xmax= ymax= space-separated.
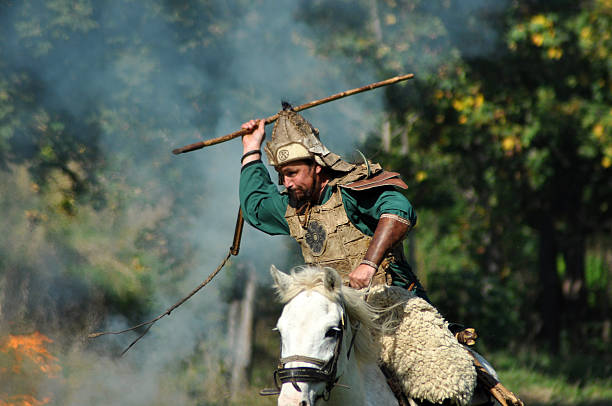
xmin=299 ymin=402 xmax=307 ymax=406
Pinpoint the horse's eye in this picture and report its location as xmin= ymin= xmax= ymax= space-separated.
xmin=325 ymin=327 xmax=341 ymax=338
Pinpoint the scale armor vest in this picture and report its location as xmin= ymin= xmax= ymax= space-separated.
xmin=285 ymin=174 xmax=407 ymax=286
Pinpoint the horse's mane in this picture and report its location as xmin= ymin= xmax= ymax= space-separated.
xmin=274 ymin=266 xmax=381 ymax=364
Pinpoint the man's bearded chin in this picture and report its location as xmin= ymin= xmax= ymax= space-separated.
xmin=288 ymin=187 xmax=314 ymax=208
xmin=288 ymin=177 xmax=320 ymax=208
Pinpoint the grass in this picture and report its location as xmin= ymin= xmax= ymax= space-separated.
xmin=225 ymin=347 xmax=612 ymax=406
xmin=487 ymin=350 xmax=612 ymax=406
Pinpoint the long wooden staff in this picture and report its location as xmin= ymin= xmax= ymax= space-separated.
xmin=91 ymin=75 xmax=414 ymax=355
xmin=172 ymin=73 xmax=414 ymax=155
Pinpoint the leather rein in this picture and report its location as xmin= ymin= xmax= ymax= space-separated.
xmin=260 ymin=309 xmax=360 ymax=401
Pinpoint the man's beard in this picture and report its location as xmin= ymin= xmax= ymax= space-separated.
xmin=288 ymin=187 xmax=314 ymax=208
xmin=288 ymin=175 xmax=320 ymax=208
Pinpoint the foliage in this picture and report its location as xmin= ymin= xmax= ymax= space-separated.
xmin=297 ymin=0 xmax=612 ymax=353
xmin=0 ymin=0 xmax=610 ymax=405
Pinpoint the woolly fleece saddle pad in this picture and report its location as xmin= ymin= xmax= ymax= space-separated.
xmin=367 ymin=286 xmax=477 ymax=406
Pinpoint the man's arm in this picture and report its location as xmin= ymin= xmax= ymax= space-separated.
xmin=239 ymin=119 xmax=290 ymax=236
xmin=345 ymin=188 xmax=415 ymax=289
xmin=349 ymin=215 xmax=411 ymax=288
xmin=241 ymin=119 xmax=265 ymax=166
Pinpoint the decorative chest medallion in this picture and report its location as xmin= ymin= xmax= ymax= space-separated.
xmin=305 ymin=220 xmax=326 ymax=255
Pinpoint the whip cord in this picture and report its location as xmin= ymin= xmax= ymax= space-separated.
xmin=88 ymin=250 xmax=233 ymax=356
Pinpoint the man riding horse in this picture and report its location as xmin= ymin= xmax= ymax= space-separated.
xmin=240 ymin=103 xmax=425 ymax=295
xmin=239 ymin=104 xmax=522 ymax=406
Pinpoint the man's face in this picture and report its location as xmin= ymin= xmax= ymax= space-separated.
xmin=278 ymin=160 xmax=322 ymax=205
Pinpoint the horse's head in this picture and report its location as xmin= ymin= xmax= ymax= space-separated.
xmin=270 ymin=265 xmax=376 ymax=406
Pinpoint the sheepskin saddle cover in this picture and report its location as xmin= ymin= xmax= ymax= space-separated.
xmin=367 ymin=285 xmax=477 ymax=406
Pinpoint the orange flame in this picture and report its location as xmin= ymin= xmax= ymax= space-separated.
xmin=0 ymin=332 xmax=60 ymax=406
xmin=1 ymin=332 xmax=61 ymax=378
xmin=0 ymin=394 xmax=51 ymax=406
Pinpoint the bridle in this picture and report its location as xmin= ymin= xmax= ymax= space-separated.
xmin=260 ymin=308 xmax=360 ymax=402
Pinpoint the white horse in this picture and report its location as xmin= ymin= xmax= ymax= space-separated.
xmin=268 ymin=265 xmax=397 ymax=406
xmin=266 ymin=265 xmax=500 ymax=406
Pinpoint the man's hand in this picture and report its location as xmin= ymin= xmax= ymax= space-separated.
xmin=349 ymin=263 xmax=377 ymax=289
xmin=241 ymin=119 xmax=266 ymax=166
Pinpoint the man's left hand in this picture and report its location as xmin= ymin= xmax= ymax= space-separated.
xmin=349 ymin=264 xmax=376 ymax=289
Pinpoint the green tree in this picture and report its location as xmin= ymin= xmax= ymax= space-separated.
xmin=298 ymin=0 xmax=612 ymax=352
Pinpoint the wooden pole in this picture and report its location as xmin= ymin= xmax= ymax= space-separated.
xmin=172 ymin=73 xmax=414 ymax=155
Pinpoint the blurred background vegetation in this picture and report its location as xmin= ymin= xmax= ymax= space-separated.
xmin=0 ymin=0 xmax=610 ymax=405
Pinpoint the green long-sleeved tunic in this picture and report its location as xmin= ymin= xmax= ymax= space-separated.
xmin=239 ymin=160 xmax=426 ymax=295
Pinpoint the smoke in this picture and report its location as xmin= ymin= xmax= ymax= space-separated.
xmin=0 ymin=0 xmax=507 ymax=404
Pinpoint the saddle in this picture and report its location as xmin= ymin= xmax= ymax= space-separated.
xmin=367 ymin=285 xmax=477 ymax=405
xmin=367 ymin=285 xmax=523 ymax=406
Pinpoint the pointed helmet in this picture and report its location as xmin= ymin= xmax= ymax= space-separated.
xmin=264 ymin=103 xmax=354 ymax=172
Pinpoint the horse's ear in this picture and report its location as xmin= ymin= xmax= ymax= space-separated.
xmin=323 ymin=267 xmax=341 ymax=292
xmin=270 ymin=264 xmax=292 ymax=293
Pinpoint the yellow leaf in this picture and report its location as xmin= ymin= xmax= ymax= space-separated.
xmin=452 ymin=99 xmax=465 ymax=111
xmin=602 ymin=156 xmax=611 ymax=168
xmin=531 ymin=33 xmax=544 ymax=47
xmin=474 ymin=94 xmax=484 ymax=108
xmin=502 ymin=136 xmax=516 ymax=151
xmin=580 ymin=26 xmax=592 ymax=40
xmin=531 ymin=14 xmax=549 ymax=27
xmin=547 ymin=47 xmax=563 ymax=59
xmin=385 ymin=14 xmax=397 ymax=25
xmin=593 ymin=124 xmax=604 ymax=138
xmin=416 ymin=171 xmax=427 ymax=182
xmin=459 ymin=115 xmax=467 ymax=124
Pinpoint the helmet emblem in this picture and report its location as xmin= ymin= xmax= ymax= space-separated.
xmin=278 ymin=149 xmax=290 ymax=162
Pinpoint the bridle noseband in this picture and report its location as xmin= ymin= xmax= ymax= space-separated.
xmin=260 ymin=310 xmax=360 ymax=401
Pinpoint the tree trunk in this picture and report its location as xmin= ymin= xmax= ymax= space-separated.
xmin=369 ymin=0 xmax=383 ymax=43
xmin=229 ymin=265 xmax=257 ymax=397
xmin=0 ymin=266 xmax=30 ymax=329
xmin=400 ymin=128 xmax=409 ymax=156
xmin=536 ymin=215 xmax=562 ymax=352
xmin=368 ymin=0 xmax=392 ymax=154
xmin=561 ymin=231 xmax=587 ymax=345
xmin=381 ymin=116 xmax=391 ymax=153
xmin=227 ymin=301 xmax=239 ymax=357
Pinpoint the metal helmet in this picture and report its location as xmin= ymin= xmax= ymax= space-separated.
xmin=264 ymin=103 xmax=354 ymax=172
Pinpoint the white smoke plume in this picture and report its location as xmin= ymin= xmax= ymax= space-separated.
xmin=0 ymin=0 xmax=505 ymax=404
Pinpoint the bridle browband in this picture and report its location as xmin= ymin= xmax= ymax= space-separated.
xmin=260 ymin=308 xmax=360 ymax=401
